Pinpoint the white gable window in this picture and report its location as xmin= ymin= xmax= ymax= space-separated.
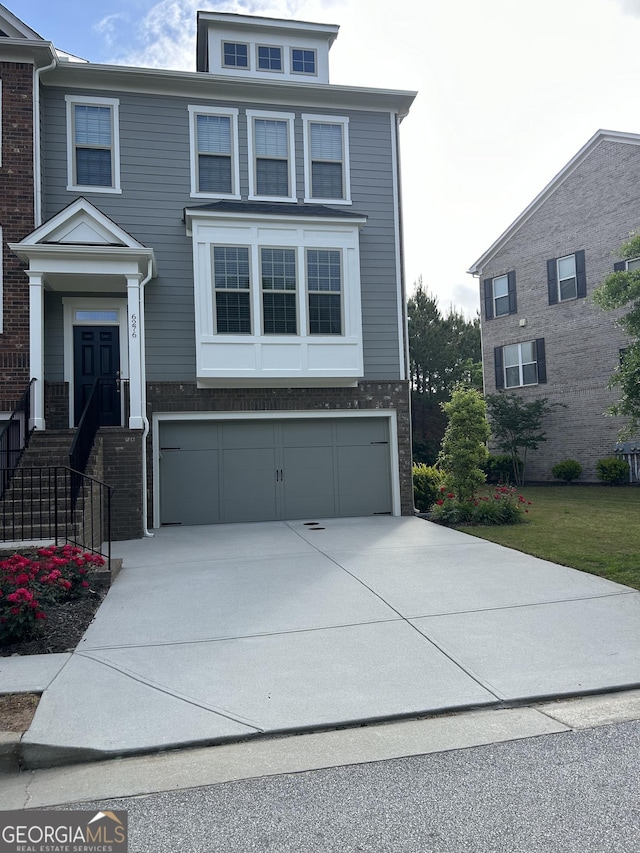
xmin=247 ymin=110 xmax=296 ymax=202
xmin=222 ymin=41 xmax=249 ymax=68
xmin=303 ymin=115 xmax=351 ymax=204
xmin=256 ymin=44 xmax=283 ymax=71
xmin=65 ymin=96 xmax=121 ymax=193
xmin=189 ymin=106 xmax=240 ymax=198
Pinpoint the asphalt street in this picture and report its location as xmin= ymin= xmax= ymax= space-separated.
xmin=57 ymin=720 xmax=640 ymax=853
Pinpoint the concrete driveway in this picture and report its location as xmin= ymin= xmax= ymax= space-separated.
xmin=16 ymin=517 xmax=640 ymax=767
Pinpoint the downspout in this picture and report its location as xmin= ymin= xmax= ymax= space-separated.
xmin=34 ymin=47 xmax=58 ymax=226
xmin=139 ymin=258 xmax=154 ymax=537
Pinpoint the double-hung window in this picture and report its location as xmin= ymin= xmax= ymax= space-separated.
xmin=247 ymin=110 xmax=296 ymax=201
xmin=66 ymin=96 xmax=120 ymax=192
xmin=483 ymin=271 xmax=516 ymax=319
xmin=303 ymin=115 xmax=350 ymax=203
xmin=495 ymin=339 xmax=546 ymax=389
xmin=614 ymin=257 xmax=640 ymax=272
xmin=189 ymin=106 xmax=239 ymax=197
xmin=213 ymin=247 xmax=251 ymax=334
xmin=306 ymin=249 xmax=342 ymax=335
xmin=261 ymin=248 xmax=297 ymax=334
xmin=547 ymin=250 xmax=586 ymax=304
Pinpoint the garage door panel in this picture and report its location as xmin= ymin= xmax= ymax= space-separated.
xmin=222 ymin=447 xmax=278 ymax=522
xmin=336 ymin=418 xmax=388 ymax=445
xmin=161 ymin=421 xmax=220 ymax=451
xmin=222 ymin=422 xmax=277 ymax=449
xmin=283 ymin=445 xmax=336 ymax=519
xmin=160 ymin=450 xmax=220 ymax=525
xmin=337 ymin=444 xmax=392 ymax=516
xmin=282 ymin=421 xmax=333 ymax=448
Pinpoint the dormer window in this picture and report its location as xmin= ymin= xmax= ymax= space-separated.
xmin=291 ymin=48 xmax=316 ymax=75
xmin=222 ymin=42 xmax=248 ymax=68
xmin=257 ymin=45 xmax=283 ymax=71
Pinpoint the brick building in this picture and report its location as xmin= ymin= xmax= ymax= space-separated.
xmin=468 ymin=130 xmax=640 ymax=482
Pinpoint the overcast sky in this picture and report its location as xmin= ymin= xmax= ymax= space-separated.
xmin=11 ymin=0 xmax=640 ymax=315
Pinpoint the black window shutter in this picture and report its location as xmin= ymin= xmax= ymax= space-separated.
xmin=535 ymin=338 xmax=547 ymax=384
xmin=547 ymin=258 xmax=558 ymax=305
xmin=575 ymin=249 xmax=587 ymax=298
xmin=507 ymin=270 xmax=517 ymax=314
xmin=614 ymin=261 xmax=626 ymax=272
xmin=483 ymin=279 xmax=494 ymax=320
xmin=494 ymin=346 xmax=504 ymax=389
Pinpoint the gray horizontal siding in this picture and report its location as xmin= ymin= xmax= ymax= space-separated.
xmin=41 ymin=86 xmax=402 ymax=382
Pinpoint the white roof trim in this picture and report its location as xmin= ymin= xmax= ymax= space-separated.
xmin=467 ymin=129 xmax=640 ymax=275
xmin=0 ymin=4 xmax=44 ymax=40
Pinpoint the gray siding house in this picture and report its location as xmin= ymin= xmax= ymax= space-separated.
xmin=1 ymin=6 xmax=416 ymax=538
xmin=469 ymin=130 xmax=640 ymax=482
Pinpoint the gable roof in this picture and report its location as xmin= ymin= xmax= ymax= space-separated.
xmin=0 ymin=3 xmax=44 ymax=40
xmin=467 ymin=129 xmax=640 ymax=275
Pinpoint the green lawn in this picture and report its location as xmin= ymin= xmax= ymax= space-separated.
xmin=457 ymin=486 xmax=640 ymax=591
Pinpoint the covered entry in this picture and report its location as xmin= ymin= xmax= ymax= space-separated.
xmin=158 ymin=416 xmax=393 ymax=525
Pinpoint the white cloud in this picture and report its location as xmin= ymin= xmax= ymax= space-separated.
xmin=94 ymin=13 xmax=127 ymax=50
xmin=613 ymin=0 xmax=640 ymax=14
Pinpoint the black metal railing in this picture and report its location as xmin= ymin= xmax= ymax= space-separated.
xmin=0 ymin=466 xmax=112 ymax=567
xmin=0 ymin=379 xmax=35 ymax=497
xmin=69 ymin=378 xmax=103 ymax=504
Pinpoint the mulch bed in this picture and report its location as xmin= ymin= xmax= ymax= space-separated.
xmin=0 ymin=589 xmax=106 ymax=657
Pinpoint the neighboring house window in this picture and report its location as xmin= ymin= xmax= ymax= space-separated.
xmin=189 ymin=106 xmax=239 ymax=198
xmin=494 ymin=339 xmax=546 ymax=389
xmin=213 ymin=246 xmax=251 ymax=334
xmin=65 ymin=96 xmax=121 ymax=192
xmin=291 ymin=48 xmax=316 ymax=74
xmin=302 ymin=115 xmax=351 ymax=203
xmin=483 ymin=271 xmax=516 ymax=319
xmin=257 ymin=45 xmax=283 ymax=71
xmin=222 ymin=42 xmax=248 ymax=68
xmin=247 ymin=110 xmax=296 ymax=201
xmin=614 ymin=258 xmax=640 ymax=272
xmin=546 ymin=250 xmax=586 ymax=304
xmin=261 ymin=248 xmax=297 ymax=334
xmin=307 ymin=249 xmax=342 ymax=335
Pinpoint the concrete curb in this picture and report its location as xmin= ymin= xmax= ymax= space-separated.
xmin=0 ymin=732 xmax=20 ymax=774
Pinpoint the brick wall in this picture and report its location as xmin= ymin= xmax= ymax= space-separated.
xmin=145 ymin=380 xmax=414 ymax=522
xmin=44 ymin=381 xmax=69 ymax=428
xmin=99 ymin=428 xmax=144 ymax=540
xmin=479 ymin=139 xmax=640 ymax=481
xmin=0 ymin=62 xmax=34 ymax=411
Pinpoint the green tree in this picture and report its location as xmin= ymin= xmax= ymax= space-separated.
xmin=485 ymin=393 xmax=557 ymax=486
xmin=438 ymin=387 xmax=489 ymax=501
xmin=408 ymin=280 xmax=482 ymax=463
xmin=592 ymin=232 xmax=640 ymax=437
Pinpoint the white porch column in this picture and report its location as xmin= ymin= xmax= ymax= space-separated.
xmin=126 ymin=274 xmax=144 ymax=429
xmin=28 ymin=272 xmax=45 ymax=430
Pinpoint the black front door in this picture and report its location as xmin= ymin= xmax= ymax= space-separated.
xmin=73 ymin=326 xmax=121 ymax=427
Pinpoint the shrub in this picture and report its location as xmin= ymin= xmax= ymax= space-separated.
xmin=484 ymin=454 xmax=520 ymax=484
xmin=413 ymin=463 xmax=444 ymax=512
xmin=438 ymin=387 xmax=490 ymax=501
xmin=551 ymin=459 xmax=583 ymax=483
xmin=0 ymin=545 xmax=104 ymax=644
xmin=596 ymin=456 xmax=630 ymax=485
xmin=430 ymin=486 xmax=531 ymax=527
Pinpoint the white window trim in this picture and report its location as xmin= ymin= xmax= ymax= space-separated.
xmin=256 ymin=44 xmax=284 ymax=73
xmin=492 ymin=273 xmax=509 ymax=317
xmin=188 ymin=105 xmax=240 ymax=199
xmin=503 ymin=341 xmax=538 ymax=389
xmin=65 ymin=95 xmax=122 ymax=194
xmin=212 ymin=245 xmax=253 ymax=335
xmin=625 ymin=257 xmax=640 ymax=271
xmin=260 ymin=246 xmax=299 ymax=336
xmin=290 ymin=47 xmax=318 ymax=77
xmin=62 ymin=297 xmax=128 ymax=427
xmin=247 ymin=109 xmax=297 ymax=203
xmin=305 ymin=248 xmax=344 ymax=335
xmin=302 ymin=114 xmax=351 ymax=205
xmin=556 ymin=253 xmax=577 ymax=302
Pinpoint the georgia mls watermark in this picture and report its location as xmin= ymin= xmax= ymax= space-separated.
xmin=0 ymin=810 xmax=128 ymax=853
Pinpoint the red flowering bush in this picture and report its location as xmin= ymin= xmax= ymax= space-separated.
xmin=0 ymin=545 xmax=104 ymax=644
xmin=430 ymin=485 xmax=532 ymax=527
